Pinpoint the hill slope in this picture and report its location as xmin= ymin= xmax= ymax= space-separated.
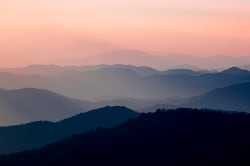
xmin=184 ymin=82 xmax=250 ymax=112
xmin=0 ymin=106 xmax=138 ymax=154
xmin=0 ymin=88 xmax=92 ymax=125
xmin=0 ymin=66 xmax=250 ymax=101
xmin=0 ymin=108 xmax=250 ymax=166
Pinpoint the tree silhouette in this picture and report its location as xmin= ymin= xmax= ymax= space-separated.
xmin=0 ymin=108 xmax=250 ymax=166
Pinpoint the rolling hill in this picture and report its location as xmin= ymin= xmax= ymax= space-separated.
xmin=0 ymin=88 xmax=92 ymax=125
xmin=0 ymin=108 xmax=249 ymax=166
xmin=0 ymin=87 xmax=165 ymax=125
xmin=0 ymin=106 xmax=139 ymax=154
xmin=184 ymin=82 xmax=250 ymax=112
xmin=0 ymin=65 xmax=249 ymax=101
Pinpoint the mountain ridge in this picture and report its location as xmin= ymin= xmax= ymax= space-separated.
xmin=0 ymin=108 xmax=249 ymax=166
xmin=183 ymin=82 xmax=250 ymax=112
xmin=0 ymin=88 xmax=92 ymax=125
xmin=0 ymin=106 xmax=139 ymax=154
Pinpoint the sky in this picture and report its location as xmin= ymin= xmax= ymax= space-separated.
xmin=0 ymin=0 xmax=250 ymax=67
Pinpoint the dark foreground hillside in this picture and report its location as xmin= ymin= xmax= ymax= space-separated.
xmin=0 ymin=106 xmax=139 ymax=154
xmin=1 ymin=108 xmax=250 ymax=166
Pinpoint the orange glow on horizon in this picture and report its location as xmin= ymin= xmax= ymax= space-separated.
xmin=0 ymin=0 xmax=250 ymax=67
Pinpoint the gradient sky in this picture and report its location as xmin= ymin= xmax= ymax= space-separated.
xmin=0 ymin=0 xmax=250 ymax=67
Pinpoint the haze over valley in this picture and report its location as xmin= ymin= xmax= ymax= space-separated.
xmin=1 ymin=0 xmax=250 ymax=165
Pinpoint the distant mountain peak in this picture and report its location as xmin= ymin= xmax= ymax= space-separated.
xmin=222 ymin=67 xmax=249 ymax=74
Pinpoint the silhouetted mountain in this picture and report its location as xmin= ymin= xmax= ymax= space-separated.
xmin=0 ymin=64 xmax=159 ymax=77
xmin=221 ymin=67 xmax=250 ymax=75
xmin=85 ymin=49 xmax=169 ymax=69
xmin=1 ymin=108 xmax=250 ymax=166
xmin=144 ymin=67 xmax=250 ymax=99
xmin=184 ymin=82 xmax=250 ymax=112
xmin=0 ymin=66 xmax=250 ymax=101
xmin=139 ymin=104 xmax=174 ymax=112
xmin=0 ymin=106 xmax=138 ymax=154
xmin=0 ymin=88 xmax=92 ymax=125
xmin=85 ymin=50 xmax=250 ymax=70
xmin=0 ymin=87 xmax=166 ymax=125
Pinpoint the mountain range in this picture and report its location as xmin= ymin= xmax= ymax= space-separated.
xmin=183 ymin=82 xmax=250 ymax=112
xmin=83 ymin=49 xmax=250 ymax=70
xmin=0 ymin=63 xmax=249 ymax=164
xmin=0 ymin=88 xmax=91 ymax=125
xmin=0 ymin=65 xmax=250 ymax=125
xmin=0 ymin=87 xmax=162 ymax=125
xmin=142 ymin=82 xmax=250 ymax=113
xmin=0 ymin=106 xmax=139 ymax=154
xmin=0 ymin=108 xmax=249 ymax=166
xmin=0 ymin=82 xmax=249 ymax=154
xmin=0 ymin=65 xmax=249 ymax=101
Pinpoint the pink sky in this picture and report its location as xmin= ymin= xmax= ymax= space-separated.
xmin=0 ymin=0 xmax=250 ymax=67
